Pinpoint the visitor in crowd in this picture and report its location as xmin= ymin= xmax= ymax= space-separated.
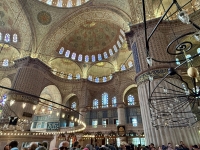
xmin=59 ymin=141 xmax=69 ymax=150
xmin=35 ymin=146 xmax=47 ymax=150
xmin=4 ymin=144 xmax=9 ymax=150
xmin=29 ymin=142 xmax=38 ymax=150
xmin=9 ymin=140 xmax=19 ymax=150
xmin=70 ymin=141 xmax=81 ymax=150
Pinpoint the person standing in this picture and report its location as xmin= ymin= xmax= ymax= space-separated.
xmin=9 ymin=141 xmax=19 ymax=150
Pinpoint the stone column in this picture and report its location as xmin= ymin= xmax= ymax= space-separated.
xmin=117 ymin=104 xmax=126 ymax=125
xmin=79 ymin=108 xmax=87 ymax=123
xmin=126 ymin=20 xmax=200 ymax=146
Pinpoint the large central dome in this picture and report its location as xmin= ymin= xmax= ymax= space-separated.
xmin=38 ymin=0 xmax=90 ymax=8
xmin=56 ymin=21 xmax=125 ymax=62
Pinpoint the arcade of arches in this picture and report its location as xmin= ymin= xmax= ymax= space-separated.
xmin=0 ymin=0 xmax=200 ymax=149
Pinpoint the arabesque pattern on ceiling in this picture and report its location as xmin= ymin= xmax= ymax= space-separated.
xmin=37 ymin=8 xmax=129 ymax=61
xmin=58 ymin=21 xmax=121 ymax=55
xmin=1 ymin=0 xmax=32 ymax=54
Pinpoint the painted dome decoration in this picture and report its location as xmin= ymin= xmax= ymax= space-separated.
xmin=38 ymin=0 xmax=90 ymax=8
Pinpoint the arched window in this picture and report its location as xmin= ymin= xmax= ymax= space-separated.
xmin=48 ymin=103 xmax=52 ymax=111
xmin=76 ymin=73 xmax=80 ymax=79
xmin=112 ymin=97 xmax=117 ymax=107
xmin=109 ymin=74 xmax=113 ymax=80
xmin=78 ymin=54 xmax=82 ymax=61
xmin=57 ymin=0 xmax=63 ymax=7
xmin=71 ymin=102 xmax=76 ymax=110
xmin=113 ymin=45 xmax=118 ymax=52
xmin=98 ymin=54 xmax=102 ymax=61
xmin=13 ymin=34 xmax=18 ymax=43
xmin=67 ymin=73 xmax=73 ymax=80
xmin=102 ymin=92 xmax=108 ymax=108
xmin=4 ymin=34 xmax=10 ymax=43
xmin=71 ymin=52 xmax=76 ymax=60
xmin=88 ymin=75 xmax=92 ymax=81
xmin=103 ymin=77 xmax=107 ymax=82
xmin=103 ymin=52 xmax=108 ymax=59
xmin=46 ymin=0 xmax=53 ymax=5
xmin=128 ymin=61 xmax=133 ymax=68
xmin=0 ymin=32 xmax=2 ymax=41
xmin=85 ymin=55 xmax=89 ymax=62
xmin=65 ymin=50 xmax=70 ymax=58
xmin=109 ymin=49 xmax=113 ymax=56
xmin=59 ymin=47 xmax=64 ymax=54
xmin=92 ymin=55 xmax=96 ymax=62
xmin=119 ymin=35 xmax=124 ymax=43
xmin=128 ymin=95 xmax=135 ymax=105
xmin=76 ymin=0 xmax=81 ymax=6
xmin=95 ymin=77 xmax=99 ymax=83
xmin=117 ymin=41 xmax=121 ymax=48
xmin=120 ymin=29 xmax=125 ymax=37
xmin=121 ymin=64 xmax=126 ymax=71
xmin=67 ymin=0 xmax=72 ymax=7
xmin=1 ymin=94 xmax=7 ymax=106
xmin=2 ymin=59 xmax=9 ymax=66
xmin=93 ymin=99 xmax=98 ymax=109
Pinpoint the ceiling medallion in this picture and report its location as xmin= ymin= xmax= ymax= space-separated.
xmin=37 ymin=11 xmax=52 ymax=25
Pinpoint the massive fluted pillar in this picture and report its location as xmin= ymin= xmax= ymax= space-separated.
xmin=117 ymin=104 xmax=126 ymax=125
xmin=126 ymin=19 xmax=200 ymax=146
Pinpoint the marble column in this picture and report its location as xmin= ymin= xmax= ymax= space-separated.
xmin=117 ymin=104 xmax=126 ymax=125
xmin=126 ymin=20 xmax=200 ymax=146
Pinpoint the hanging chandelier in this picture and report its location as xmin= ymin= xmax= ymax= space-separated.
xmin=140 ymin=0 xmax=200 ymax=128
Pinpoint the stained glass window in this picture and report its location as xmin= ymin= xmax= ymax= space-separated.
xmin=98 ymin=54 xmax=102 ymax=61
xmin=13 ymin=34 xmax=18 ymax=43
xmin=57 ymin=0 xmax=62 ymax=7
xmin=71 ymin=102 xmax=76 ymax=110
xmin=92 ymin=119 xmax=98 ymax=128
xmin=92 ymin=55 xmax=96 ymax=62
xmin=46 ymin=0 xmax=53 ymax=5
xmin=78 ymin=54 xmax=82 ymax=61
xmin=128 ymin=95 xmax=135 ymax=105
xmin=102 ymin=92 xmax=108 ymax=108
xmin=71 ymin=52 xmax=76 ymax=60
xmin=68 ymin=73 xmax=73 ymax=80
xmin=113 ymin=45 xmax=118 ymax=52
xmin=117 ymin=41 xmax=121 ymax=48
xmin=69 ymin=121 xmax=74 ymax=127
xmin=0 ymin=32 xmax=2 ymax=41
xmin=65 ymin=50 xmax=70 ymax=58
xmin=4 ymin=34 xmax=10 ymax=43
xmin=59 ymin=47 xmax=64 ymax=54
xmin=109 ymin=74 xmax=113 ymax=80
xmin=112 ymin=97 xmax=117 ymax=107
xmin=95 ymin=77 xmax=99 ymax=83
xmin=76 ymin=0 xmax=81 ymax=6
xmin=93 ymin=99 xmax=98 ymax=109
xmin=121 ymin=64 xmax=126 ymax=71
xmin=0 ymin=95 xmax=7 ymax=106
xmin=67 ymin=0 xmax=72 ymax=7
xmin=103 ymin=77 xmax=107 ymax=82
xmin=85 ymin=55 xmax=89 ymax=62
xmin=88 ymin=75 xmax=92 ymax=81
xmin=109 ymin=49 xmax=113 ymax=56
xmin=2 ymin=59 xmax=9 ymax=66
xmin=76 ymin=73 xmax=80 ymax=79
xmin=119 ymin=35 xmax=124 ymax=43
xmin=131 ymin=118 xmax=137 ymax=126
xmin=128 ymin=61 xmax=133 ymax=68
xmin=103 ymin=52 xmax=108 ymax=59
xmin=120 ymin=29 xmax=125 ymax=37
